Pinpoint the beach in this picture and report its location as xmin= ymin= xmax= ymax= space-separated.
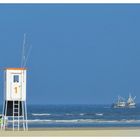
xmin=0 ymin=127 xmax=140 ymax=137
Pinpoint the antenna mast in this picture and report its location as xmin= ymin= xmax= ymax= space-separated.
xmin=21 ymin=33 xmax=32 ymax=68
xmin=23 ymin=45 xmax=32 ymax=68
xmin=21 ymin=33 xmax=26 ymax=68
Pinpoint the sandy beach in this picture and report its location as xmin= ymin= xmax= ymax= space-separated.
xmin=0 ymin=127 xmax=140 ymax=137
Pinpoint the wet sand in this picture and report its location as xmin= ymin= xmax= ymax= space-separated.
xmin=0 ymin=127 xmax=140 ymax=137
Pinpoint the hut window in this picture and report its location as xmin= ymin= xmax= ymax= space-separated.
xmin=13 ymin=75 xmax=19 ymax=83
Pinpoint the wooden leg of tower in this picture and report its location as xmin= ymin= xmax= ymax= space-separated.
xmin=3 ymin=101 xmax=8 ymax=130
xmin=2 ymin=71 xmax=6 ymax=130
xmin=13 ymin=101 xmax=14 ymax=131
xmin=1 ymin=101 xmax=4 ymax=130
xmin=18 ymin=101 xmax=20 ymax=131
xmin=22 ymin=101 xmax=25 ymax=131
xmin=24 ymin=101 xmax=28 ymax=130
xmin=1 ymin=101 xmax=5 ymax=130
xmin=2 ymin=101 xmax=5 ymax=130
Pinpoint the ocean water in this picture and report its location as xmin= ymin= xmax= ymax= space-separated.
xmin=1 ymin=104 xmax=140 ymax=128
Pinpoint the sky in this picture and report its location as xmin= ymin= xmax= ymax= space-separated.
xmin=0 ymin=4 xmax=140 ymax=105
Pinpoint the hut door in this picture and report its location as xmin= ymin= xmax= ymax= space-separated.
xmin=11 ymin=74 xmax=22 ymax=100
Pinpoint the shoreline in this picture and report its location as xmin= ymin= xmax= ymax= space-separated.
xmin=0 ymin=127 xmax=140 ymax=137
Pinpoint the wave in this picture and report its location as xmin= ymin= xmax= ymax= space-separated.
xmin=65 ymin=113 xmax=85 ymax=116
xmin=32 ymin=113 xmax=100 ymax=116
xmin=32 ymin=113 xmax=51 ymax=116
xmin=27 ymin=119 xmax=79 ymax=123
xmin=95 ymin=113 xmax=103 ymax=116
xmin=27 ymin=119 xmax=140 ymax=124
xmin=79 ymin=113 xmax=85 ymax=116
xmin=65 ymin=113 xmax=74 ymax=116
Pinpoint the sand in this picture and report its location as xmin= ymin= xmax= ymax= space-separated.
xmin=0 ymin=127 xmax=140 ymax=137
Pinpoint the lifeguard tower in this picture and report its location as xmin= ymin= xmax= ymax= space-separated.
xmin=2 ymin=68 xmax=28 ymax=131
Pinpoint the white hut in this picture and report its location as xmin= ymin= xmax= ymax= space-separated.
xmin=2 ymin=68 xmax=28 ymax=131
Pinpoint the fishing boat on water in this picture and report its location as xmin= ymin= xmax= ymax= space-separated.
xmin=113 ymin=96 xmax=126 ymax=108
xmin=126 ymin=94 xmax=136 ymax=108
xmin=113 ymin=94 xmax=136 ymax=108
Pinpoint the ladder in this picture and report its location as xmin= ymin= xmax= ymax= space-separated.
xmin=12 ymin=101 xmax=25 ymax=131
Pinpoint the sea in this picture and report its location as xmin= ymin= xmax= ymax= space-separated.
xmin=1 ymin=104 xmax=140 ymax=128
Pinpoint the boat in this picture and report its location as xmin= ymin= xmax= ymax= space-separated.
xmin=113 ymin=96 xmax=126 ymax=108
xmin=126 ymin=94 xmax=136 ymax=108
xmin=113 ymin=94 xmax=136 ymax=108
